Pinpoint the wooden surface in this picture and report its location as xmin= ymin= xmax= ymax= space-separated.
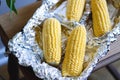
xmin=93 ymin=36 xmax=120 ymax=71
xmin=0 ymin=0 xmax=120 ymax=77
xmin=101 ymin=36 xmax=120 ymax=61
xmin=0 ymin=1 xmax=41 ymax=39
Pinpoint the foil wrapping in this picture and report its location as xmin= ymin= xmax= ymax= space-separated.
xmin=8 ymin=0 xmax=120 ymax=80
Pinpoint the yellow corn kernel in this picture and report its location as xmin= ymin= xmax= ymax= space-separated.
xmin=62 ymin=26 xmax=86 ymax=77
xmin=91 ymin=0 xmax=111 ymax=37
xmin=66 ymin=0 xmax=86 ymax=22
xmin=42 ymin=18 xmax=61 ymax=65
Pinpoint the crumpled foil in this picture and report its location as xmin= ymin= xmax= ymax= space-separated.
xmin=8 ymin=0 xmax=120 ymax=80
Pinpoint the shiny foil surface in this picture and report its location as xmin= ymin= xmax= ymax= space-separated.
xmin=8 ymin=0 xmax=120 ymax=80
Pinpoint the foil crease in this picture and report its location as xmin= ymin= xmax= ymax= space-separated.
xmin=8 ymin=0 xmax=120 ymax=80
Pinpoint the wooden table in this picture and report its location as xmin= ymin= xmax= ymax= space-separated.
xmin=0 ymin=1 xmax=120 ymax=80
xmin=0 ymin=1 xmax=42 ymax=80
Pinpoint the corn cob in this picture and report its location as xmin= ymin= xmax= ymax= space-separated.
xmin=66 ymin=0 xmax=86 ymax=22
xmin=62 ymin=26 xmax=86 ymax=77
xmin=42 ymin=18 xmax=61 ymax=65
xmin=91 ymin=0 xmax=111 ymax=37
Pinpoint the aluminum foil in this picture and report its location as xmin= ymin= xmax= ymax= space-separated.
xmin=8 ymin=0 xmax=120 ymax=80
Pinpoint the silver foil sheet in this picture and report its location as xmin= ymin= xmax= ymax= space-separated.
xmin=8 ymin=0 xmax=120 ymax=80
